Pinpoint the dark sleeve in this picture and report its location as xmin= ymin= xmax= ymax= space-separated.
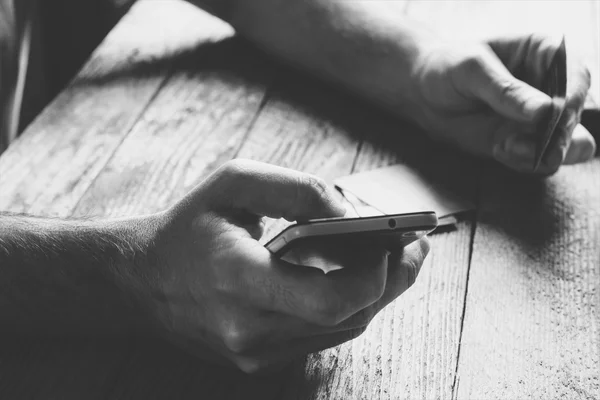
xmin=19 ymin=0 xmax=136 ymax=131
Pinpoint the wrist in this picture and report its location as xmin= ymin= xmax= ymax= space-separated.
xmin=310 ymin=4 xmax=443 ymax=125
xmin=0 ymin=213 xmax=166 ymax=336
xmin=100 ymin=213 xmax=167 ymax=336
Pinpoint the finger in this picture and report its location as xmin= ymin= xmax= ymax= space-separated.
xmin=564 ymin=124 xmax=596 ymax=165
xmin=201 ymin=159 xmax=346 ymax=221
xmin=216 ymin=236 xmax=428 ymax=372
xmin=281 ymin=238 xmax=430 ymax=338
xmin=330 ymin=238 xmax=430 ymax=330
xmin=494 ymin=103 xmax=590 ymax=176
xmin=215 ymin=237 xmax=425 ymax=369
xmin=491 ymin=122 xmax=538 ymax=173
xmin=457 ymin=47 xmax=552 ymax=125
xmin=233 ymin=237 xmax=389 ymax=327
xmin=486 ymin=33 xmax=559 ymax=89
xmin=484 ymin=33 xmax=592 ymax=173
xmin=381 ymin=237 xmax=430 ymax=298
xmin=250 ymin=238 xmax=429 ymax=373
xmin=538 ymin=65 xmax=592 ymax=171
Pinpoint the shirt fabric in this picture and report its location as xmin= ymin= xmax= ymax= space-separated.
xmin=0 ymin=0 xmax=31 ymax=152
xmin=0 ymin=0 xmax=133 ymax=153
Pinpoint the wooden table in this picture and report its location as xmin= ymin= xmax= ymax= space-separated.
xmin=0 ymin=1 xmax=598 ymax=398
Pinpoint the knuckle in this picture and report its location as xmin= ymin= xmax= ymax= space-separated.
xmin=497 ymin=79 xmax=518 ymax=98
xmin=458 ymin=52 xmax=486 ymax=75
xmin=299 ymin=174 xmax=329 ymax=202
xmin=525 ymin=32 xmax=550 ymax=51
xmin=234 ymin=356 xmax=269 ymax=375
xmin=219 ymin=159 xmax=251 ymax=180
xmin=527 ymin=32 xmax=546 ymax=44
xmin=222 ymin=326 xmax=255 ymax=355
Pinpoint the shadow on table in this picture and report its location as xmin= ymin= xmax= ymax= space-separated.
xmin=265 ymin=61 xmax=483 ymax=225
xmin=482 ymin=167 xmax=560 ymax=237
xmin=267 ymin=61 xmax=570 ymax=257
xmin=72 ymin=36 xmax=278 ymax=91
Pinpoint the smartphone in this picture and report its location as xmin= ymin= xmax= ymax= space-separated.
xmin=265 ymin=211 xmax=438 ymax=257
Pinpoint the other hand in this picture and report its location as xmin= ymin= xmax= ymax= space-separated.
xmin=411 ymin=33 xmax=595 ymax=175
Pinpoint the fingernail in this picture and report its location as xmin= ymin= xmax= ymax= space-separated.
xmin=579 ymin=139 xmax=597 ymax=162
xmin=495 ymin=135 xmax=536 ymax=161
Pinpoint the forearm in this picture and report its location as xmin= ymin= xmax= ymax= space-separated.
xmin=0 ymin=213 xmax=153 ymax=336
xmin=189 ymin=0 xmax=439 ymax=119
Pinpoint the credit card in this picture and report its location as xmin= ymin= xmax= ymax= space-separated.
xmin=533 ymin=37 xmax=567 ymax=171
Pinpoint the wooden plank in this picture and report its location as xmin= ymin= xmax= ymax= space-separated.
xmin=407 ymin=2 xmax=600 ymax=397
xmin=405 ymin=0 xmax=600 ymax=107
xmin=73 ymin=39 xmax=273 ymax=218
xmin=275 ymin=112 xmax=480 ymax=399
xmin=456 ymin=159 xmax=600 ymax=399
xmin=0 ymin=0 xmax=232 ymax=216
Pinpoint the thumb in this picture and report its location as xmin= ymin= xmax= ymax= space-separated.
xmin=385 ymin=237 xmax=430 ymax=295
xmin=463 ymin=48 xmax=552 ymax=124
xmin=201 ymin=159 xmax=346 ymax=221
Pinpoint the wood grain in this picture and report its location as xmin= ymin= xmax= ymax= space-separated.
xmin=456 ymin=160 xmax=600 ymax=399
xmin=274 ymin=112 xmax=480 ymax=399
xmin=73 ymin=38 xmax=273 ymax=219
xmin=405 ymin=2 xmax=600 ymax=398
xmin=0 ymin=0 xmax=232 ymax=216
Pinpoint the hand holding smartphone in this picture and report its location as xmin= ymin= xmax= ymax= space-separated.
xmin=265 ymin=211 xmax=438 ymax=257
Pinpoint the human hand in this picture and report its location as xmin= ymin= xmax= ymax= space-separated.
xmin=410 ymin=33 xmax=595 ymax=175
xmin=129 ymin=160 xmax=430 ymax=374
